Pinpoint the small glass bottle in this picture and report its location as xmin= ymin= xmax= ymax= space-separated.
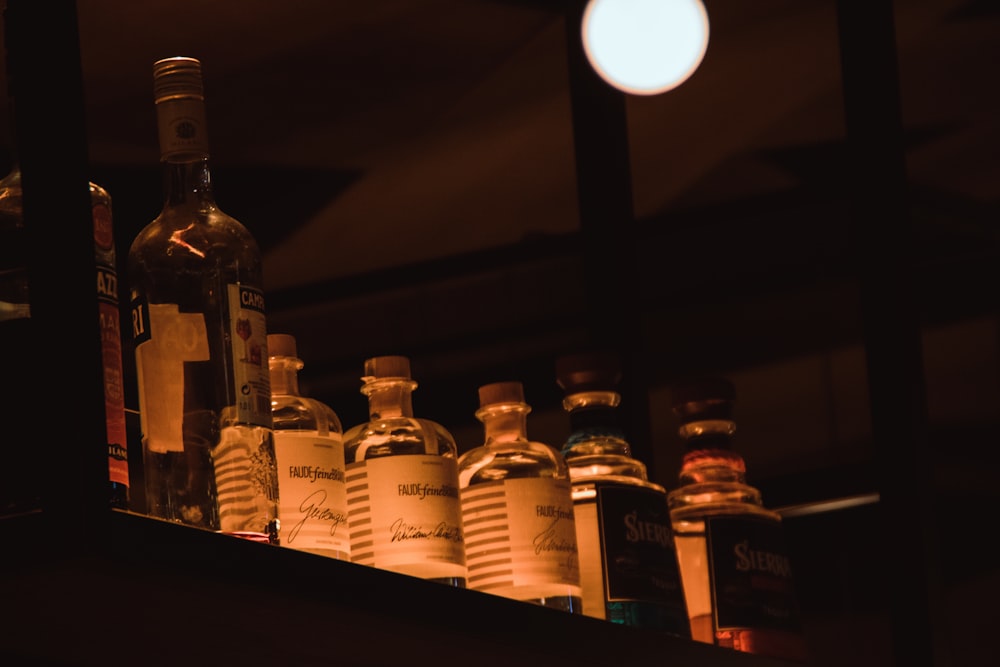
xmin=342 ymin=355 xmax=466 ymax=585
xmin=667 ymin=376 xmax=807 ymax=662
xmin=0 ymin=163 xmax=129 ymax=514
xmin=458 ymin=380 xmax=583 ymax=613
xmin=269 ymin=333 xmax=349 ymax=560
xmin=556 ymin=351 xmax=689 ymax=634
xmin=128 ymin=57 xmax=278 ymax=543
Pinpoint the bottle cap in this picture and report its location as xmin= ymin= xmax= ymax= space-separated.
xmin=153 ymin=56 xmax=204 ymax=103
xmin=363 ymin=355 xmax=411 ymax=380
xmin=555 ymin=350 xmax=621 ymax=393
xmin=478 ymin=381 xmax=524 ymax=407
xmin=670 ymin=376 xmax=736 ymax=423
xmin=267 ymin=333 xmax=297 ymax=358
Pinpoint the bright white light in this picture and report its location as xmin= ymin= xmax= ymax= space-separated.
xmin=582 ymin=0 xmax=709 ymax=96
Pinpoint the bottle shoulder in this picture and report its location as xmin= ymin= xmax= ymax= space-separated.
xmin=667 ymin=479 xmax=780 ymax=522
xmin=457 ymin=438 xmax=569 ymax=485
xmin=272 ymin=394 xmax=343 ymax=434
xmin=343 ymin=416 xmax=457 ymax=461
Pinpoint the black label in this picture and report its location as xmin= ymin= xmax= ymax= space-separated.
xmin=596 ymin=485 xmax=688 ymax=626
xmin=130 ymin=294 xmax=151 ymax=345
xmin=706 ymin=515 xmax=803 ymax=633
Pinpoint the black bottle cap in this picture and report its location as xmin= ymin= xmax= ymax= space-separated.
xmin=555 ymin=350 xmax=622 ymax=394
xmin=670 ymin=376 xmax=736 ymax=423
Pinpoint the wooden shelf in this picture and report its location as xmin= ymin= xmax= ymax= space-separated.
xmin=2 ymin=510 xmax=798 ymax=667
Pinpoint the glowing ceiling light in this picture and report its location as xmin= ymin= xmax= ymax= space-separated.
xmin=582 ymin=0 xmax=710 ymax=96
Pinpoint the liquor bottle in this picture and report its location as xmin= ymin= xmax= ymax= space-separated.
xmin=555 ymin=351 xmax=689 ymax=634
xmin=342 ymin=355 xmax=466 ymax=585
xmin=667 ymin=376 xmax=808 ymax=662
xmin=128 ymin=56 xmax=279 ymax=543
xmin=0 ymin=162 xmax=130 ymax=513
xmin=268 ymin=333 xmax=349 ymax=560
xmin=457 ymin=380 xmax=583 ymax=612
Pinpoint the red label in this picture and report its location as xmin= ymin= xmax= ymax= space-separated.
xmin=93 ymin=203 xmax=114 ymax=251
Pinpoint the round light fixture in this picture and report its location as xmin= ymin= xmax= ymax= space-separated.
xmin=582 ymin=0 xmax=710 ymax=96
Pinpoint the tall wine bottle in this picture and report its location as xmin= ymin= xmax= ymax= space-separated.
xmin=128 ymin=56 xmax=279 ymax=542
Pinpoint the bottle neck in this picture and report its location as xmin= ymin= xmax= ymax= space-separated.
xmin=269 ymin=356 xmax=303 ymax=397
xmin=477 ymin=403 xmax=530 ymax=445
xmin=362 ymin=379 xmax=416 ymax=419
xmin=561 ymin=390 xmax=630 ymax=457
xmin=677 ymin=418 xmax=747 ymax=484
xmin=156 ymin=94 xmax=215 ymax=209
xmin=162 ymin=158 xmax=216 ymax=210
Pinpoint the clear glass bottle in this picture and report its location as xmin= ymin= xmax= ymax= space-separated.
xmin=0 ymin=163 xmax=129 ymax=514
xmin=556 ymin=351 xmax=689 ymax=634
xmin=342 ymin=355 xmax=466 ymax=585
xmin=667 ymin=376 xmax=808 ymax=662
xmin=458 ymin=380 xmax=583 ymax=613
xmin=128 ymin=57 xmax=278 ymax=543
xmin=268 ymin=333 xmax=349 ymax=560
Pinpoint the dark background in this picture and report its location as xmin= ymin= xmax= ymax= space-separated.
xmin=2 ymin=2 xmax=998 ymax=665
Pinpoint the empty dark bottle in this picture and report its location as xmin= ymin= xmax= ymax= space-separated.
xmin=667 ymin=376 xmax=807 ymax=662
xmin=556 ymin=351 xmax=689 ymax=634
xmin=128 ymin=57 xmax=278 ymax=543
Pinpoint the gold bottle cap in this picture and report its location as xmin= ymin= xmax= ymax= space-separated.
xmin=153 ymin=56 xmax=204 ymax=103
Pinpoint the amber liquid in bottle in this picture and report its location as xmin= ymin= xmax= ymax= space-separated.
xmin=667 ymin=377 xmax=807 ymax=662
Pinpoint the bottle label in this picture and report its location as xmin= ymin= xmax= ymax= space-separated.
xmin=462 ymin=477 xmax=581 ymax=591
xmin=131 ymin=300 xmax=209 ymax=454
xmin=275 ymin=431 xmax=349 ymax=557
xmin=706 ymin=515 xmax=803 ymax=633
xmin=581 ymin=484 xmax=689 ymax=631
xmin=93 ymin=201 xmax=127 ymax=489
xmin=346 ymin=456 xmax=466 ymax=577
xmin=227 ymin=284 xmax=270 ymax=427
xmin=158 ymin=98 xmax=210 ymax=160
xmin=214 ymin=424 xmax=279 ymax=538
xmin=98 ymin=267 xmax=128 ymax=486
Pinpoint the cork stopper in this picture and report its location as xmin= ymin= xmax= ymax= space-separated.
xmin=363 ymin=355 xmax=412 ymax=380
xmin=670 ymin=376 xmax=736 ymax=423
xmin=153 ymin=56 xmax=204 ymax=103
xmin=267 ymin=333 xmax=297 ymax=359
xmin=555 ymin=350 xmax=621 ymax=394
xmin=478 ymin=381 xmax=525 ymax=408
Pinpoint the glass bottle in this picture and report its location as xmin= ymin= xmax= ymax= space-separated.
xmin=268 ymin=333 xmax=349 ymax=560
xmin=128 ymin=57 xmax=279 ymax=543
xmin=0 ymin=162 xmax=129 ymax=514
xmin=458 ymin=380 xmax=583 ymax=613
xmin=667 ymin=376 xmax=808 ymax=662
xmin=555 ymin=351 xmax=689 ymax=634
xmin=342 ymin=355 xmax=466 ymax=585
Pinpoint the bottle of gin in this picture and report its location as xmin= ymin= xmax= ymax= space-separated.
xmin=0 ymin=162 xmax=129 ymax=513
xmin=667 ymin=376 xmax=807 ymax=661
xmin=458 ymin=380 xmax=583 ymax=612
xmin=555 ymin=351 xmax=689 ymax=634
xmin=128 ymin=57 xmax=279 ymax=543
xmin=342 ymin=355 xmax=466 ymax=585
xmin=268 ymin=333 xmax=349 ymax=560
